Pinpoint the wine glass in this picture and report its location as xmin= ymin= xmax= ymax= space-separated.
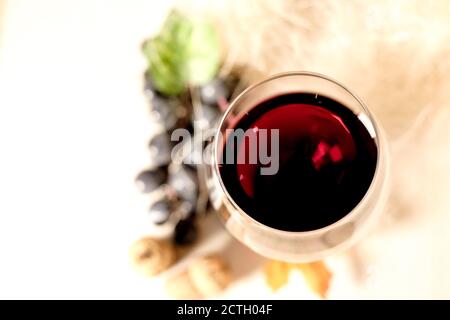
xmin=206 ymin=72 xmax=389 ymax=262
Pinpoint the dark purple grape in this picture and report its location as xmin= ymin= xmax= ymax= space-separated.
xmin=174 ymin=217 xmax=198 ymax=245
xmin=199 ymin=78 xmax=229 ymax=105
xmin=143 ymin=73 xmax=181 ymax=129
xmin=148 ymin=132 xmax=172 ymax=167
xmin=148 ymin=197 xmax=171 ymax=225
xmin=150 ymin=95 xmax=179 ymax=130
xmin=168 ymin=166 xmax=198 ymax=205
xmin=135 ymin=168 xmax=167 ymax=193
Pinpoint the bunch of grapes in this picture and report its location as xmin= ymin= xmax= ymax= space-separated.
xmin=135 ymin=71 xmax=242 ymax=245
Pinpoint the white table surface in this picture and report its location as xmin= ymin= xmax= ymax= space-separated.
xmin=0 ymin=0 xmax=449 ymax=299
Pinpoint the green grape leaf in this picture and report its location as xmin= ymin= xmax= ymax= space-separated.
xmin=185 ymin=21 xmax=221 ymax=85
xmin=142 ymin=11 xmax=221 ymax=96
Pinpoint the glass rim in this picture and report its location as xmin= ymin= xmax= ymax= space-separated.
xmin=213 ymin=71 xmax=384 ymax=238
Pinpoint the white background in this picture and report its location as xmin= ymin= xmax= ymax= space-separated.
xmin=0 ymin=0 xmax=449 ymax=299
xmin=0 ymin=0 xmax=176 ymax=299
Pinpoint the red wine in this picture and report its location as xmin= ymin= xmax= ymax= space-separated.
xmin=219 ymin=93 xmax=377 ymax=232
